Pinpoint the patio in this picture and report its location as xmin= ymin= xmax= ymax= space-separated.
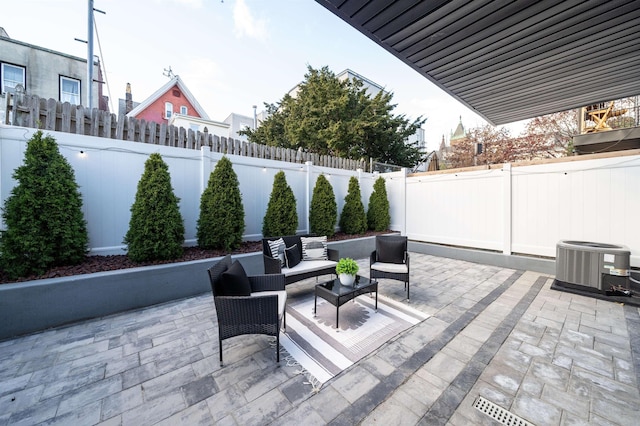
xmin=1 ymin=252 xmax=638 ymax=425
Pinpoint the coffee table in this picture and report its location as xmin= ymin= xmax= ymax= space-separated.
xmin=314 ymin=276 xmax=378 ymax=329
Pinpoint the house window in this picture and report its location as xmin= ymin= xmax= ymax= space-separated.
xmin=60 ymin=76 xmax=80 ymax=105
xmin=165 ymin=102 xmax=173 ymax=119
xmin=180 ymin=106 xmax=188 ymax=115
xmin=1 ymin=63 xmax=26 ymax=94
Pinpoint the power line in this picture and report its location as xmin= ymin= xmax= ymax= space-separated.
xmin=93 ymin=13 xmax=114 ymax=114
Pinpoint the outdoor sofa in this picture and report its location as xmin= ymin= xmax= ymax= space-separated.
xmin=262 ymin=235 xmax=339 ymax=285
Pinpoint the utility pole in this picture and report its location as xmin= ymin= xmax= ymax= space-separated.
xmin=87 ymin=0 xmax=94 ymax=108
xmin=253 ymin=105 xmax=257 ymax=129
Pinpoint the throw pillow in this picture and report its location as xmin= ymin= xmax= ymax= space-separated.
xmin=376 ymin=238 xmax=406 ymax=264
xmin=268 ymin=238 xmax=286 ymax=266
xmin=220 ymin=260 xmax=252 ymax=296
xmin=301 ymin=236 xmax=328 ymax=260
xmin=284 ymin=244 xmax=301 ymax=268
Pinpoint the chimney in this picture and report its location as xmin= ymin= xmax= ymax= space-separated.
xmin=125 ymin=83 xmax=133 ymax=113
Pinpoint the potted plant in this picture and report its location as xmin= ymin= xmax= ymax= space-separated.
xmin=336 ymin=257 xmax=359 ymax=286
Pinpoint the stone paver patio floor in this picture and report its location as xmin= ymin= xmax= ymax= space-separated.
xmin=1 ymin=253 xmax=639 ymax=425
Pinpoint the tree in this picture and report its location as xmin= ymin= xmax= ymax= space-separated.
xmin=262 ymin=171 xmax=298 ymax=237
xmin=468 ymin=125 xmax=515 ymax=165
xmin=197 ymin=156 xmax=245 ymax=251
xmin=367 ymin=177 xmax=390 ymax=231
xmin=0 ymin=131 xmax=88 ymax=279
xmin=521 ymin=109 xmax=578 ymax=158
xmin=241 ymin=65 xmax=425 ymax=168
xmin=309 ymin=174 xmax=337 ymax=237
xmin=448 ymin=109 xmax=582 ymax=169
xmin=124 ymin=153 xmax=184 ymax=262
xmin=339 ymin=176 xmax=367 ymax=234
xmin=446 ymin=139 xmax=476 ymax=169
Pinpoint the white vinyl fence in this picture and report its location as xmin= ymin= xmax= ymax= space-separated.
xmin=1 ymin=124 xmax=639 ymax=267
xmin=0 ymin=126 xmax=373 ymax=255
xmin=384 ymin=151 xmax=640 ymax=267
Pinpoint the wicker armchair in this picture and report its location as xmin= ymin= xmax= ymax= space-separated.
xmin=207 ymin=255 xmax=287 ymax=366
xmin=370 ymin=235 xmax=410 ymax=300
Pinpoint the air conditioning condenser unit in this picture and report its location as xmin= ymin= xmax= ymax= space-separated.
xmin=555 ymin=240 xmax=630 ymax=293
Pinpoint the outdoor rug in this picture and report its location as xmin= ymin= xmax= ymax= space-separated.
xmin=280 ymin=291 xmax=429 ymax=385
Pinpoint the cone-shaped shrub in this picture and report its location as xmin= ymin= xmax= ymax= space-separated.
xmin=262 ymin=171 xmax=297 ymax=237
xmin=339 ymin=176 xmax=367 ymax=234
xmin=367 ymin=177 xmax=391 ymax=231
xmin=197 ymin=156 xmax=245 ymax=250
xmin=309 ymin=174 xmax=337 ymax=237
xmin=124 ymin=153 xmax=184 ymax=262
xmin=0 ymin=130 xmax=88 ymax=279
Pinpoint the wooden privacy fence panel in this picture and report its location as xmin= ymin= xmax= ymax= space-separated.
xmin=5 ymin=94 xmax=368 ymax=171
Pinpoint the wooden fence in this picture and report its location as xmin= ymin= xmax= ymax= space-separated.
xmin=3 ymin=93 xmax=368 ymax=171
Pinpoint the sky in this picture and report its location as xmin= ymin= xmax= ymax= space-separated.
xmin=4 ymin=0 xmax=527 ymax=152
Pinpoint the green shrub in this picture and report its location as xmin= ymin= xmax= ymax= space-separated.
xmin=339 ymin=176 xmax=367 ymax=234
xmin=124 ymin=153 xmax=184 ymax=262
xmin=309 ymin=174 xmax=337 ymax=237
xmin=262 ymin=171 xmax=298 ymax=237
xmin=367 ymin=177 xmax=391 ymax=231
xmin=0 ymin=130 xmax=88 ymax=279
xmin=197 ymin=156 xmax=245 ymax=250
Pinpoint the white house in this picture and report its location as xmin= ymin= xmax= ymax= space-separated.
xmin=169 ymin=113 xmax=230 ymax=138
xmin=0 ymin=27 xmax=105 ymax=123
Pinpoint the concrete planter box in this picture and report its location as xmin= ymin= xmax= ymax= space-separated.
xmin=0 ymin=236 xmax=376 ymax=341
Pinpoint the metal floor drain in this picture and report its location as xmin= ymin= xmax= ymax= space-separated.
xmin=473 ymin=396 xmax=534 ymax=426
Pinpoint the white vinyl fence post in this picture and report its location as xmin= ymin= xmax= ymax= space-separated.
xmin=200 ymin=145 xmax=210 ymax=195
xmin=305 ymin=161 xmax=313 ymax=234
xmin=502 ymin=163 xmax=512 ymax=255
xmin=401 ymin=167 xmax=407 ymax=236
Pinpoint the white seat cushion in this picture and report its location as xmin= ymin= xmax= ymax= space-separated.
xmin=281 ymin=260 xmax=337 ymax=277
xmin=371 ymin=262 xmax=408 ymax=274
xmin=250 ymin=290 xmax=287 ymax=318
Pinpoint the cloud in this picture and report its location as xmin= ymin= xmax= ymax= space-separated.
xmin=233 ymin=0 xmax=268 ymax=40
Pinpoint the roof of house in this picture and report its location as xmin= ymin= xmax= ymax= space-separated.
xmin=316 ymin=0 xmax=640 ymax=125
xmin=337 ymin=69 xmax=385 ymax=92
xmin=127 ymin=75 xmax=210 ymax=120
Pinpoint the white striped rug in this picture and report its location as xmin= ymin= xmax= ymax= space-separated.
xmin=280 ymin=291 xmax=428 ymax=384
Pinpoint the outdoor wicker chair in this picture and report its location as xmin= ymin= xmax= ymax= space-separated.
xmin=370 ymin=235 xmax=410 ymax=300
xmin=207 ymin=254 xmax=287 ymax=366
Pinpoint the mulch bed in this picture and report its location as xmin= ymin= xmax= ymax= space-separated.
xmin=0 ymin=231 xmax=390 ymax=285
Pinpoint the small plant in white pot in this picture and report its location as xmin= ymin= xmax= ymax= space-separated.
xmin=336 ymin=257 xmax=359 ymax=286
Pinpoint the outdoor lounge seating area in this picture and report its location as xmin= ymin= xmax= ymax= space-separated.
xmin=1 ymin=251 xmax=639 ymax=425
xmin=262 ymin=235 xmax=339 ymax=285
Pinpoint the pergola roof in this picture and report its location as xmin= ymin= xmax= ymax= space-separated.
xmin=316 ymin=0 xmax=640 ymax=125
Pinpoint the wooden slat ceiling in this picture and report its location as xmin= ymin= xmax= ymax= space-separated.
xmin=315 ymin=0 xmax=640 ymax=125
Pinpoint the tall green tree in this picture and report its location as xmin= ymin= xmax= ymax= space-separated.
xmin=124 ymin=153 xmax=184 ymax=262
xmin=242 ymin=65 xmax=425 ymax=167
xmin=367 ymin=177 xmax=390 ymax=231
xmin=0 ymin=131 xmax=88 ymax=279
xmin=263 ymin=171 xmax=298 ymax=237
xmin=309 ymin=174 xmax=337 ymax=237
xmin=197 ymin=156 xmax=245 ymax=251
xmin=339 ymin=176 xmax=367 ymax=234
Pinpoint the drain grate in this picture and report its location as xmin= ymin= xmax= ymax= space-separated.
xmin=473 ymin=396 xmax=534 ymax=426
